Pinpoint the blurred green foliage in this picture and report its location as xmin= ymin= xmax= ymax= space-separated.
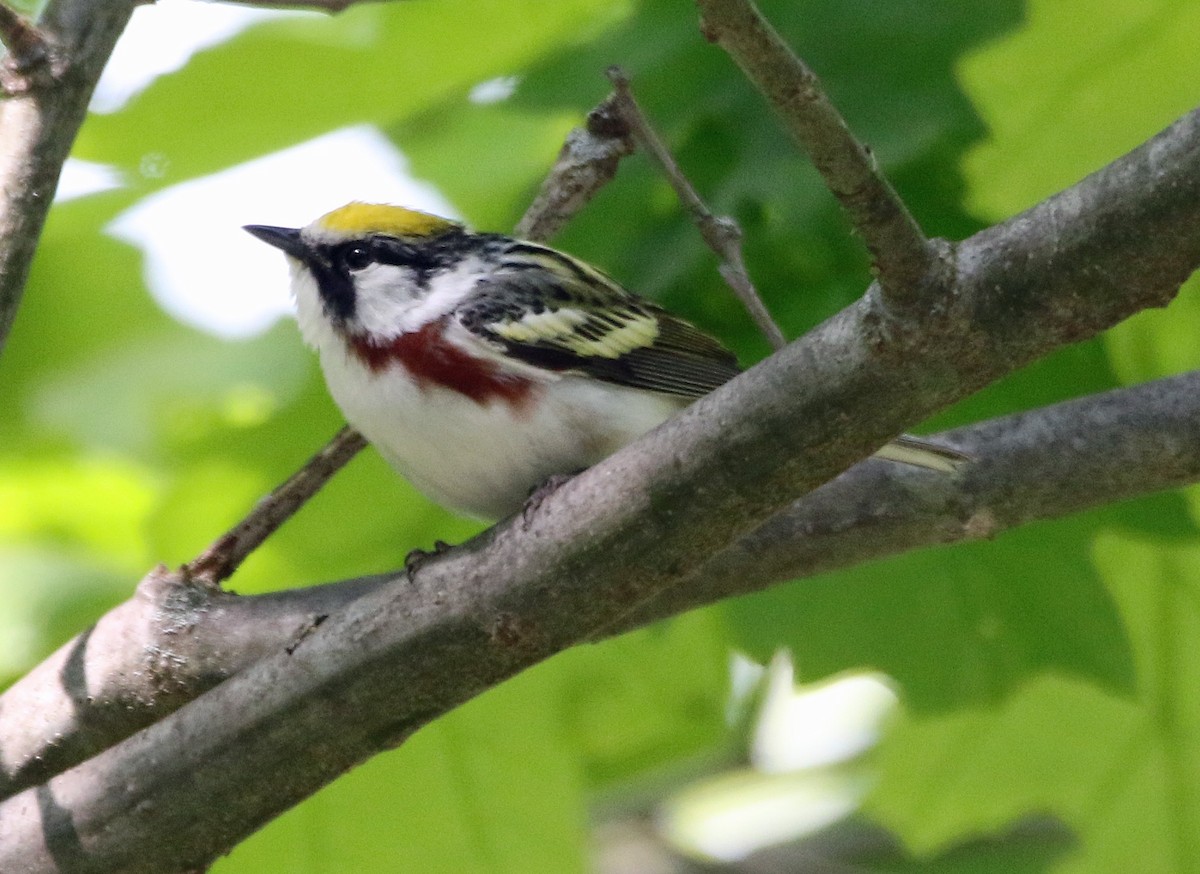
xmin=1 ymin=0 xmax=1199 ymax=870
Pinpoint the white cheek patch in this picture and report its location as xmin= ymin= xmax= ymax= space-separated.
xmin=294 ymin=250 xmax=492 ymax=342
xmin=351 ymin=263 xmax=423 ymax=338
xmin=386 ymin=255 xmax=487 ymax=335
xmin=350 ymin=259 xmax=484 ymax=338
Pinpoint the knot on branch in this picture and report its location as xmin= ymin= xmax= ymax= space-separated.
xmin=585 ymin=92 xmax=632 ymax=142
xmin=0 ymin=5 xmax=55 ymax=93
xmin=488 ymin=612 xmax=543 ymax=654
xmin=861 ymin=236 xmax=962 ymax=350
xmin=514 ymin=93 xmax=636 ymax=242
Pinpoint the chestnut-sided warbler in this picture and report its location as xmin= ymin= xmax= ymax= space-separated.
xmin=246 ymin=203 xmax=964 ymax=520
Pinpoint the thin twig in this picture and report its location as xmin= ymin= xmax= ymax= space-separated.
xmin=696 ymin=0 xmax=936 ymax=306
xmin=515 ymin=92 xmax=636 ymax=241
xmin=219 ymin=0 xmax=364 ymax=11
xmin=184 ymin=427 xmax=368 ymax=585
xmin=0 ymin=3 xmax=50 ymax=89
xmin=606 ymin=65 xmax=787 ymax=351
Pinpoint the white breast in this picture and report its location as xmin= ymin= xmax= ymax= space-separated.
xmin=318 ymin=344 xmax=684 ymax=519
xmin=290 ymin=260 xmax=686 ymax=518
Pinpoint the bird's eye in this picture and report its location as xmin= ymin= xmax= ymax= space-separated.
xmin=342 ymin=245 xmax=373 ymax=271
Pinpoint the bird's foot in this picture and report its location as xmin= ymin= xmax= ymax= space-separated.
xmin=404 ymin=539 xmax=452 ymax=582
xmin=522 ymin=472 xmax=577 ymax=522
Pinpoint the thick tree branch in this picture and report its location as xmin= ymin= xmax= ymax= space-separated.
xmin=0 ymin=568 xmax=385 ymax=800
xmin=2 ymin=96 xmax=1199 ymax=870
xmin=0 ymin=0 xmax=138 ymax=356
xmin=625 ymin=368 xmax=1200 ymax=628
xmin=4 ymin=369 xmax=1198 ymax=805
xmin=695 ymin=0 xmax=938 ymax=305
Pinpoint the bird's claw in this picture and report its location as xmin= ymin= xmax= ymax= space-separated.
xmin=522 ymin=472 xmax=576 ymax=522
xmin=404 ymin=539 xmax=452 ymax=581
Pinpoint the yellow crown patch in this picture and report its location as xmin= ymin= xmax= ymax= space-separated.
xmin=317 ymin=202 xmax=460 ymax=238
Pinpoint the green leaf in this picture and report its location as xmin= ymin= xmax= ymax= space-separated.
xmin=8 ymin=0 xmax=1198 ymax=871
xmin=217 ymin=663 xmax=591 ymax=874
xmin=959 ymin=0 xmax=1200 ymax=220
xmin=866 ymin=520 xmax=1200 ymax=873
xmin=728 ymin=502 xmax=1147 ymax=712
xmin=555 ymin=609 xmax=732 ymax=790
xmin=866 ymin=675 xmax=1139 ymax=862
xmin=76 ymin=0 xmax=630 ymax=189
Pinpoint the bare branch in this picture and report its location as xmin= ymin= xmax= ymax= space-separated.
xmin=623 ymin=368 xmax=1200 ymax=628
xmin=603 ymin=67 xmax=965 ymax=473
xmin=184 ymin=427 xmax=368 ymax=585
xmin=696 ymin=0 xmax=937 ymax=306
xmin=514 ymin=93 xmax=636 ymax=241
xmin=606 ymin=65 xmax=787 ymax=351
xmin=0 ymin=0 xmax=138 ymax=357
xmin=0 ymin=4 xmax=50 ymax=89
xmin=3 ymin=96 xmax=1199 ymax=870
xmin=0 ymin=567 xmax=383 ymax=800
xmin=4 ymin=366 xmax=1199 ymax=805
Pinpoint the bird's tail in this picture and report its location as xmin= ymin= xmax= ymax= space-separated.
xmin=874 ymin=434 xmax=970 ymax=473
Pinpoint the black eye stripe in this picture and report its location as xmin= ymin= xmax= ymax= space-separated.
xmin=329 ymin=237 xmax=431 ymax=273
xmin=317 ymin=227 xmax=481 ymax=305
xmin=367 ymin=237 xmax=421 ymax=266
xmin=330 ymin=241 xmax=389 ymax=271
